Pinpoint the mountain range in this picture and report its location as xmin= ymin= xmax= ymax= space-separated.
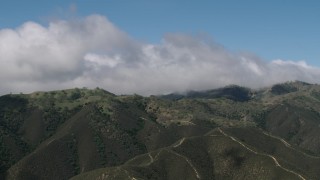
xmin=1 ymin=81 xmax=320 ymax=179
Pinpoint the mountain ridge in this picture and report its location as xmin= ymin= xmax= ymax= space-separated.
xmin=1 ymin=81 xmax=320 ymax=179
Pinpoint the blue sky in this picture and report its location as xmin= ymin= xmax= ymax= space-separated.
xmin=1 ymin=0 xmax=319 ymax=66
xmin=0 ymin=0 xmax=320 ymax=95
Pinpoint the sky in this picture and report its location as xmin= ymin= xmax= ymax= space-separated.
xmin=0 ymin=0 xmax=319 ymax=95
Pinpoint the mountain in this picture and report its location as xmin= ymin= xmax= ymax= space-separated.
xmin=1 ymin=81 xmax=320 ymax=179
xmin=161 ymin=85 xmax=252 ymax=102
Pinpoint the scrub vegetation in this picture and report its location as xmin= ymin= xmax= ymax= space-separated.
xmin=1 ymin=81 xmax=320 ymax=179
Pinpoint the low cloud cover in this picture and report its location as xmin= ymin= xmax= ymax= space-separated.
xmin=1 ymin=15 xmax=320 ymax=95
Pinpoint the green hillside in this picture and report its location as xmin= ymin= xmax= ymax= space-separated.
xmin=1 ymin=81 xmax=320 ymax=179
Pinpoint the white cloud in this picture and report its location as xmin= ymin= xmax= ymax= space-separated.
xmin=0 ymin=15 xmax=319 ymax=95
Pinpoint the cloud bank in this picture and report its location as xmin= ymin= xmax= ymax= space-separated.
xmin=0 ymin=15 xmax=319 ymax=95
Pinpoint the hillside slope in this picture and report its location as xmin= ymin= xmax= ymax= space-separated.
xmin=72 ymin=127 xmax=315 ymax=180
xmin=1 ymin=82 xmax=320 ymax=179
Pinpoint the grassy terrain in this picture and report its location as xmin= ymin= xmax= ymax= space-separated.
xmin=1 ymin=81 xmax=320 ymax=179
xmin=72 ymin=128 xmax=305 ymax=180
